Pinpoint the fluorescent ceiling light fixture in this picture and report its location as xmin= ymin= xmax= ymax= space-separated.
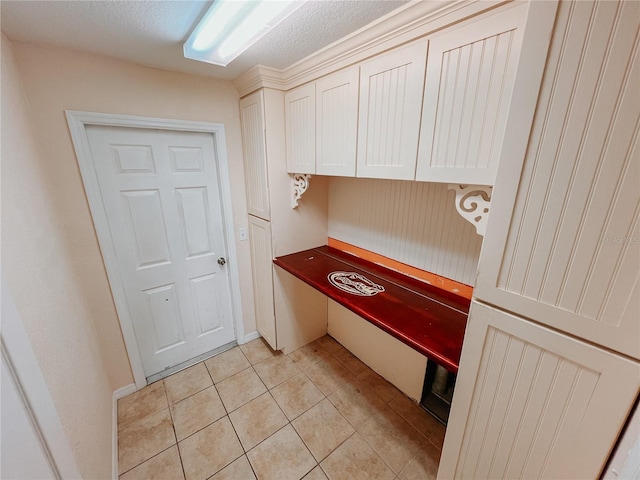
xmin=184 ymin=0 xmax=305 ymax=67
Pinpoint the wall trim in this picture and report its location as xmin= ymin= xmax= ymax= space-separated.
xmin=65 ymin=111 xmax=246 ymax=390
xmin=1 ymin=272 xmax=82 ymax=479
xmin=241 ymin=331 xmax=262 ymax=345
xmin=233 ymin=0 xmax=512 ymax=96
xmin=112 ymin=384 xmax=136 ymax=479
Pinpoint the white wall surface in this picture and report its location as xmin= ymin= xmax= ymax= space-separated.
xmin=328 ymin=177 xmax=482 ymax=285
xmin=1 ymin=34 xmax=117 ymax=479
xmin=1 ymin=36 xmax=256 ymax=478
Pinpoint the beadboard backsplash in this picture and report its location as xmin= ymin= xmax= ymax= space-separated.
xmin=328 ymin=178 xmax=482 ymax=286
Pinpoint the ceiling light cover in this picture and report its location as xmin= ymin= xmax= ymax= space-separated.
xmin=184 ymin=0 xmax=305 ymax=67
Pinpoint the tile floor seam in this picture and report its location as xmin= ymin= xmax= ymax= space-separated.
xmin=358 ymin=411 xmax=426 ymax=476
xmin=203 ymin=450 xmax=246 ymax=480
xmin=202 ymin=454 xmax=257 ymax=480
xmin=169 ymin=378 xmax=221 ymax=409
xmin=176 ymin=443 xmax=188 ymax=480
xmin=295 ymin=423 xmax=358 ymax=465
xmin=203 ymin=359 xmax=215 ymax=385
xmin=246 ymin=423 xmax=319 ymax=479
xmin=119 ymin=443 xmax=176 ymax=477
xmin=243 ymin=419 xmax=291 ymax=455
xmin=172 ymin=411 xmax=223 ymax=444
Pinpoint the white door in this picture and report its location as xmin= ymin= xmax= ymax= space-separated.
xmin=86 ymin=126 xmax=236 ymax=378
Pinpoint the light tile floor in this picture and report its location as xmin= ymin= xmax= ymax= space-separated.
xmin=117 ymin=335 xmax=445 ymax=480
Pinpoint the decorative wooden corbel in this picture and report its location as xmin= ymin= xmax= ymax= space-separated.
xmin=291 ymin=174 xmax=311 ymax=208
xmin=448 ymin=184 xmax=493 ymax=236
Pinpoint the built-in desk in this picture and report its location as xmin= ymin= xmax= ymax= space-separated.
xmin=273 ymin=246 xmax=470 ymax=373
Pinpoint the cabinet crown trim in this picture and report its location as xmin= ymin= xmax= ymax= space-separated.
xmin=233 ymin=0 xmax=511 ymax=96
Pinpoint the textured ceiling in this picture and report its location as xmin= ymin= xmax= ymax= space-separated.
xmin=0 ymin=0 xmax=408 ymax=80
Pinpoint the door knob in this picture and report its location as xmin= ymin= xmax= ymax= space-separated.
xmin=217 ymin=257 xmax=226 ymax=266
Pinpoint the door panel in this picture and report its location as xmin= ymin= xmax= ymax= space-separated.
xmin=86 ymin=126 xmax=235 ymax=378
xmin=176 ymin=187 xmax=214 ymax=258
xmin=122 ymin=190 xmax=171 ymax=267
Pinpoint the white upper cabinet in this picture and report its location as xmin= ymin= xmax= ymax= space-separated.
xmin=475 ymin=0 xmax=640 ymax=359
xmin=285 ymin=83 xmax=316 ymax=174
xmin=356 ymin=40 xmax=428 ymax=180
xmin=316 ymin=67 xmax=359 ymax=176
xmin=240 ymin=90 xmax=270 ymax=220
xmin=416 ymin=5 xmax=526 ymax=185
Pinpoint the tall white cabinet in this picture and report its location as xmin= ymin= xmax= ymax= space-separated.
xmin=439 ymin=1 xmax=640 ymax=478
xmin=240 ymin=88 xmax=328 ymax=353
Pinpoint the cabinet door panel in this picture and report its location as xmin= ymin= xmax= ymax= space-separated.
xmin=240 ymin=91 xmax=270 ymax=220
xmin=357 ymin=40 xmax=428 ymax=180
xmin=248 ymin=215 xmax=276 ymax=350
xmin=285 ymin=83 xmax=316 ymax=174
xmin=316 ymin=67 xmax=359 ymax=176
xmin=439 ymin=301 xmax=640 ymax=480
xmin=416 ymin=5 xmax=526 ymax=185
xmin=475 ymin=0 xmax=640 ymax=358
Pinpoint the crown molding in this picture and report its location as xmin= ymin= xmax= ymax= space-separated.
xmin=232 ymin=64 xmax=285 ymax=97
xmin=233 ymin=0 xmax=513 ymax=97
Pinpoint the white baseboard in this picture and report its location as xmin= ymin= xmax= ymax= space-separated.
xmin=112 ymin=383 xmax=136 ymax=479
xmin=240 ymin=331 xmax=261 ymax=345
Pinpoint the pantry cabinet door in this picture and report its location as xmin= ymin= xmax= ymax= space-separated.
xmin=416 ymin=4 xmax=526 ymax=185
xmin=316 ymin=67 xmax=359 ymax=176
xmin=285 ymin=83 xmax=316 ymax=174
xmin=248 ymin=215 xmax=276 ymax=350
xmin=439 ymin=301 xmax=640 ymax=480
xmin=356 ymin=40 xmax=428 ymax=180
xmin=240 ymin=91 xmax=270 ymax=220
xmin=475 ymin=0 xmax=640 ymax=359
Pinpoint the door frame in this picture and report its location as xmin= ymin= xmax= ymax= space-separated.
xmin=66 ymin=111 xmax=245 ymax=389
xmin=1 ymin=270 xmax=82 ymax=479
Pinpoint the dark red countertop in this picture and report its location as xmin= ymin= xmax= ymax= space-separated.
xmin=273 ymin=246 xmax=470 ymax=373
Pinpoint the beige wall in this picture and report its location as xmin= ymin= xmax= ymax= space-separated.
xmin=1 ymin=35 xmax=114 ymax=478
xmin=1 ymin=36 xmax=256 ymax=477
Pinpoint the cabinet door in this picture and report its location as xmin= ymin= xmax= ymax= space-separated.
xmin=439 ymin=301 xmax=640 ymax=480
xmin=475 ymin=0 xmax=640 ymax=359
xmin=248 ymin=215 xmax=276 ymax=350
xmin=356 ymin=40 xmax=428 ymax=180
xmin=316 ymin=67 xmax=359 ymax=176
xmin=240 ymin=91 xmax=270 ymax=220
xmin=285 ymin=83 xmax=315 ymax=174
xmin=416 ymin=4 xmax=526 ymax=185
